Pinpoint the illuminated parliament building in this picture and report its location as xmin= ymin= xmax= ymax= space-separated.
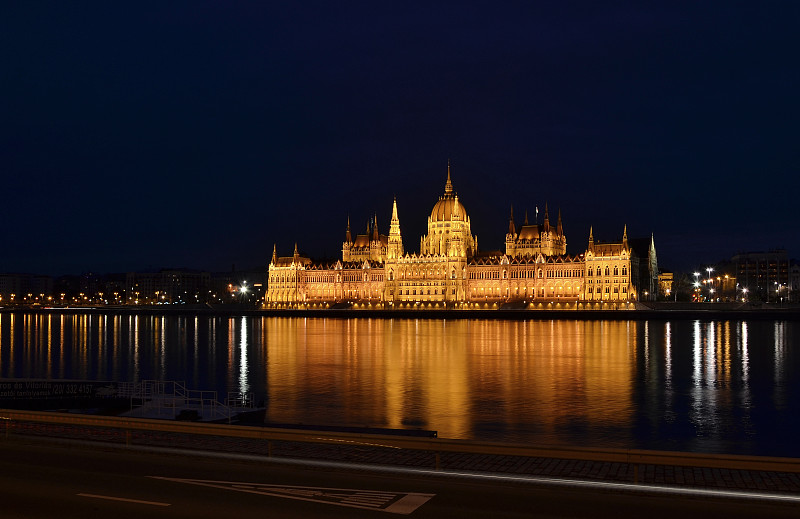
xmin=266 ymin=166 xmax=657 ymax=309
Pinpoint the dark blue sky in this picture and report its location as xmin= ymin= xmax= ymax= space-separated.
xmin=2 ymin=2 xmax=798 ymax=275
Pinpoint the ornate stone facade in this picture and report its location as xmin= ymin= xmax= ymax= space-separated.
xmin=266 ymin=166 xmax=654 ymax=308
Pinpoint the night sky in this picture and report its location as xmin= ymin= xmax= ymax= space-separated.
xmin=3 ymin=2 xmax=798 ymax=276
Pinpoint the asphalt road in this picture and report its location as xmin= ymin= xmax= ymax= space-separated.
xmin=1 ymin=438 xmax=797 ymax=518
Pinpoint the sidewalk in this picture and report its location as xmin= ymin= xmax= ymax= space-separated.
xmin=8 ymin=420 xmax=800 ymax=494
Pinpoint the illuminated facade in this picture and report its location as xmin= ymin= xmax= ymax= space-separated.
xmin=266 ymin=166 xmax=656 ymax=308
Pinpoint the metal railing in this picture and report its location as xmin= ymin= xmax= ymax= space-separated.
xmin=117 ymin=380 xmax=254 ymax=422
xmin=2 ymin=408 xmax=800 ymax=484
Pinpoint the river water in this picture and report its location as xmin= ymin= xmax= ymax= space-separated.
xmin=0 ymin=312 xmax=797 ymax=457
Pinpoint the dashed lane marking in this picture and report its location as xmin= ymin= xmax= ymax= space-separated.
xmin=150 ymin=477 xmax=434 ymax=514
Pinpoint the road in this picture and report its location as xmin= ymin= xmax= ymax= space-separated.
xmin=1 ymin=438 xmax=797 ymax=518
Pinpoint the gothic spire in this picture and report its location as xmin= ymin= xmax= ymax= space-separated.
xmin=557 ymin=208 xmax=563 ymax=236
xmin=271 ymin=243 xmax=277 ymax=265
xmin=345 ymin=215 xmax=352 ymax=243
xmin=372 ymin=212 xmax=379 ymax=240
xmin=524 ymin=209 xmax=529 ymax=226
xmin=444 ymin=159 xmax=453 ymax=195
xmin=543 ymin=202 xmax=550 ymax=232
xmin=508 ymin=204 xmax=516 ymax=236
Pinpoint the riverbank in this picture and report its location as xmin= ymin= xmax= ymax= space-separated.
xmin=2 ymin=302 xmax=800 ymax=320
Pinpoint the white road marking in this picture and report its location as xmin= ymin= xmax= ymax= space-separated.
xmin=150 ymin=477 xmax=434 ymax=514
xmin=77 ymin=493 xmax=171 ymax=507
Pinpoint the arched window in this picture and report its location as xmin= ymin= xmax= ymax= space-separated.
xmin=538 ymin=269 xmax=543 ymax=278
xmin=596 ymin=267 xmax=601 ymax=276
xmin=622 ymin=266 xmax=627 ymax=276
xmin=605 ymin=266 xmax=610 ymax=276
xmin=388 ymin=270 xmax=394 ymax=281
xmin=613 ymin=266 xmax=619 ymax=276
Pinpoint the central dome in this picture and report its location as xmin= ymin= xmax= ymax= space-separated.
xmin=430 ymin=195 xmax=467 ymax=222
xmin=430 ymin=164 xmax=468 ymax=222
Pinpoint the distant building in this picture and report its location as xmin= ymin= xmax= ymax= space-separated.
xmin=0 ymin=273 xmax=54 ymax=304
xmin=267 ymin=165 xmax=657 ymax=308
xmin=126 ymin=269 xmax=210 ymax=304
xmin=790 ymin=261 xmax=800 ymax=303
xmin=732 ymin=250 xmax=790 ymax=303
xmin=657 ymin=271 xmax=674 ymax=299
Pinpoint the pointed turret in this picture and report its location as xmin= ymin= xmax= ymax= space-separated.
xmin=444 ymin=160 xmax=453 ymax=195
xmin=622 ymin=224 xmax=628 ymax=249
xmin=524 ymin=210 xmax=529 ymax=226
xmin=345 ymin=216 xmax=352 ymax=244
xmin=589 ymin=226 xmax=594 ymax=245
xmin=508 ymin=204 xmax=516 ymax=236
xmin=271 ymin=243 xmax=277 ymax=265
xmin=293 ymin=242 xmax=299 ymax=261
xmin=388 ymin=197 xmax=403 ymax=259
xmin=557 ymin=208 xmax=563 ymax=236
xmin=372 ymin=212 xmax=379 ymax=241
xmin=543 ymin=203 xmax=550 ymax=232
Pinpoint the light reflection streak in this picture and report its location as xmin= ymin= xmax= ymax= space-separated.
xmin=194 ymin=317 xmax=199 ymax=388
xmin=774 ymin=322 xmax=785 ymax=385
xmin=9 ymin=314 xmax=15 ymax=378
xmin=643 ymin=321 xmax=650 ymax=379
xmin=46 ymin=314 xmax=52 ymax=379
xmin=239 ymin=317 xmax=249 ymax=395
xmin=160 ymin=316 xmax=167 ymax=381
xmin=59 ymin=315 xmax=65 ymax=378
xmin=741 ymin=322 xmax=749 ymax=383
xmin=133 ymin=315 xmax=140 ymax=382
xmin=664 ymin=322 xmax=672 ymax=389
xmin=706 ymin=321 xmax=715 ymax=387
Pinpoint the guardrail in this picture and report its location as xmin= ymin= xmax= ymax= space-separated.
xmin=3 ymin=409 xmax=800 ymax=483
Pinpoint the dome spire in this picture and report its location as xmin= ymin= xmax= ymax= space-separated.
xmin=444 ymin=159 xmax=453 ymax=195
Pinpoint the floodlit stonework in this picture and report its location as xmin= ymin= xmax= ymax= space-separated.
xmin=266 ymin=165 xmax=657 ymax=308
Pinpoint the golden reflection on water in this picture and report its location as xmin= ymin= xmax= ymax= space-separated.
xmin=263 ymin=318 xmax=637 ymax=441
xmin=0 ymin=314 xmax=797 ymax=452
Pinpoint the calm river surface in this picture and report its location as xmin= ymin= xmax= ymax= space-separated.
xmin=1 ymin=312 xmax=798 ymax=457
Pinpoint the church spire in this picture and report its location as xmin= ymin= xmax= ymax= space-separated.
xmin=508 ymin=204 xmax=516 ymax=236
xmin=557 ymin=208 xmax=563 ymax=236
xmin=388 ymin=197 xmax=403 ymax=259
xmin=543 ymin=203 xmax=550 ymax=232
xmin=444 ymin=160 xmax=453 ymax=195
